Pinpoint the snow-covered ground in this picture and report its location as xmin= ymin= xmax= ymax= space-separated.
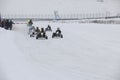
xmin=0 ymin=22 xmax=120 ymax=80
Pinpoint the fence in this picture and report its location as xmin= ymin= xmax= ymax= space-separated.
xmin=1 ymin=12 xmax=120 ymax=24
xmin=0 ymin=12 xmax=114 ymax=20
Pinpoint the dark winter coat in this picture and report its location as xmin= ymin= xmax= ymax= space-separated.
xmin=56 ymin=29 xmax=61 ymax=34
xmin=5 ymin=20 xmax=9 ymax=29
xmin=9 ymin=20 xmax=13 ymax=30
xmin=28 ymin=20 xmax=33 ymax=26
xmin=35 ymin=28 xmax=40 ymax=33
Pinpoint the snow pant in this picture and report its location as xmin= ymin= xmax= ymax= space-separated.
xmin=28 ymin=26 xmax=34 ymax=35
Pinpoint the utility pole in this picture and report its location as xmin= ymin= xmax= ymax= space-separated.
xmin=54 ymin=10 xmax=60 ymax=21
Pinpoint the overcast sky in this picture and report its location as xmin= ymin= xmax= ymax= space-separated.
xmin=0 ymin=0 xmax=120 ymax=15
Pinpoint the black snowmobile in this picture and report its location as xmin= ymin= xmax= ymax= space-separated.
xmin=36 ymin=32 xmax=48 ymax=39
xmin=36 ymin=28 xmax=48 ymax=39
xmin=30 ymin=32 xmax=35 ymax=37
xmin=45 ymin=25 xmax=52 ymax=32
xmin=52 ymin=28 xmax=63 ymax=38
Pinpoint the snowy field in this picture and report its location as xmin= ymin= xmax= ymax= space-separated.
xmin=0 ymin=22 xmax=120 ymax=80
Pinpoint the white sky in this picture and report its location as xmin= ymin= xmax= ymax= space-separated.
xmin=0 ymin=0 xmax=120 ymax=15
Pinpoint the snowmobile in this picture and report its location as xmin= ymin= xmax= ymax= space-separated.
xmin=45 ymin=25 xmax=52 ymax=32
xmin=29 ymin=26 xmax=36 ymax=37
xmin=36 ymin=32 xmax=48 ymax=39
xmin=52 ymin=31 xmax=63 ymax=38
xmin=30 ymin=32 xmax=36 ymax=37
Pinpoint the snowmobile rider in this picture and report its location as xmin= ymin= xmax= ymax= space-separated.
xmin=47 ymin=25 xmax=51 ymax=30
xmin=56 ymin=27 xmax=61 ymax=34
xmin=41 ymin=28 xmax=45 ymax=33
xmin=40 ymin=28 xmax=46 ymax=36
xmin=35 ymin=27 xmax=40 ymax=34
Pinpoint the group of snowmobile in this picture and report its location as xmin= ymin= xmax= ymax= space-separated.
xmin=27 ymin=20 xmax=63 ymax=40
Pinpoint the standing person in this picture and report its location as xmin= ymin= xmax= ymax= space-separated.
xmin=9 ymin=19 xmax=13 ymax=30
xmin=1 ymin=19 xmax=5 ymax=28
xmin=5 ymin=19 xmax=9 ymax=30
xmin=27 ymin=19 xmax=33 ymax=26
xmin=2 ymin=19 xmax=6 ymax=28
xmin=27 ymin=19 xmax=33 ymax=34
